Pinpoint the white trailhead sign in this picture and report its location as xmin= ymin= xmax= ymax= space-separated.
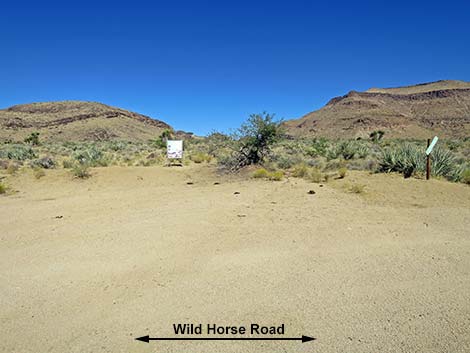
xmin=425 ymin=136 xmax=439 ymax=155
xmin=167 ymin=140 xmax=183 ymax=159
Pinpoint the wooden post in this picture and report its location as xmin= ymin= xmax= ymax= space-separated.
xmin=426 ymin=138 xmax=431 ymax=180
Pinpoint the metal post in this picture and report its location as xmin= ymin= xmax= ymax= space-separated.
xmin=426 ymin=138 xmax=431 ymax=180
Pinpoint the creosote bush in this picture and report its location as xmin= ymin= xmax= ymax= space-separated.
xmin=461 ymin=169 xmax=470 ymax=185
xmin=252 ymin=168 xmax=269 ymax=178
xmin=268 ymin=170 xmax=284 ymax=181
xmin=349 ymin=183 xmax=366 ymax=194
xmin=0 ymin=182 xmax=6 ymax=194
xmin=338 ymin=167 xmax=347 ymax=179
xmin=71 ymin=163 xmax=91 ymax=179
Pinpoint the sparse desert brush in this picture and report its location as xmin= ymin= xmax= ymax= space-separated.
xmin=292 ymin=163 xmax=309 ymax=178
xmin=268 ymin=170 xmax=284 ymax=181
xmin=190 ymin=152 xmax=212 ymax=163
xmin=252 ymin=168 xmax=269 ymax=178
xmin=62 ymin=158 xmax=74 ymax=169
xmin=0 ymin=144 xmax=36 ymax=161
xmin=71 ymin=163 xmax=91 ymax=179
xmin=0 ymin=182 xmax=6 ymax=194
xmin=73 ymin=146 xmax=110 ymax=167
xmin=461 ymin=169 xmax=470 ymax=184
xmin=33 ymin=168 xmax=46 ymax=179
xmin=6 ymin=162 xmax=20 ymax=175
xmin=308 ymin=168 xmax=323 ymax=183
xmin=338 ymin=167 xmax=347 ymax=179
xmin=325 ymin=158 xmax=346 ymax=171
xmin=349 ymin=183 xmax=366 ymax=194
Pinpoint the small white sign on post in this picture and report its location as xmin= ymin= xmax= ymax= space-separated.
xmin=167 ymin=140 xmax=183 ymax=159
xmin=425 ymin=136 xmax=439 ymax=155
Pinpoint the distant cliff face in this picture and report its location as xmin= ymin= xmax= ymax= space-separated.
xmin=0 ymin=101 xmax=173 ymax=142
xmin=284 ymin=80 xmax=470 ymax=139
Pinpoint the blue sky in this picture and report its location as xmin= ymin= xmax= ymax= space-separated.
xmin=1 ymin=0 xmax=470 ymax=135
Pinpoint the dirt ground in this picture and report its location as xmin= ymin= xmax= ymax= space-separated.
xmin=1 ymin=165 xmax=470 ymax=353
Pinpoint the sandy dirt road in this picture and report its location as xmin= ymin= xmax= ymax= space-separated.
xmin=1 ymin=165 xmax=470 ymax=353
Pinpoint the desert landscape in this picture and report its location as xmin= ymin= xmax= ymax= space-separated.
xmin=1 ymin=80 xmax=470 ymax=353
xmin=1 ymin=164 xmax=470 ymax=353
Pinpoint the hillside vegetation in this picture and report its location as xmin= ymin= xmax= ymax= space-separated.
xmin=0 ymin=101 xmax=174 ymax=142
xmin=285 ymin=80 xmax=470 ymax=139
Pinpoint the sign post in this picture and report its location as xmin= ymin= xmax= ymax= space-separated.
xmin=425 ymin=136 xmax=438 ymax=180
xmin=166 ymin=140 xmax=183 ymax=166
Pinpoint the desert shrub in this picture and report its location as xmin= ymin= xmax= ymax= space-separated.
xmin=292 ymin=163 xmax=309 ymax=178
xmin=33 ymin=168 xmax=46 ymax=179
xmin=369 ymin=130 xmax=385 ymax=142
xmin=325 ymin=158 xmax=346 ymax=171
xmin=430 ymin=146 xmax=460 ymax=180
xmin=273 ymin=154 xmax=297 ymax=169
xmin=153 ymin=129 xmax=174 ymax=148
xmin=338 ymin=167 xmax=347 ymax=178
xmin=308 ymin=168 xmax=323 ymax=183
xmin=228 ymin=112 xmax=282 ymax=170
xmin=461 ymin=169 xmax=470 ymax=184
xmin=205 ymin=132 xmax=234 ymax=157
xmin=0 ymin=182 xmax=6 ymax=194
xmin=24 ymin=132 xmax=40 ymax=145
xmin=379 ymin=143 xmax=461 ymax=180
xmin=6 ymin=162 xmax=20 ymax=174
xmin=0 ymin=144 xmax=36 ymax=160
xmin=252 ymin=168 xmax=269 ymax=178
xmin=328 ymin=140 xmax=361 ymax=160
xmin=349 ymin=183 xmax=366 ymax=194
xmin=71 ymin=163 xmax=91 ymax=179
xmin=30 ymin=156 xmax=55 ymax=169
xmin=190 ymin=152 xmax=212 ymax=163
xmin=268 ymin=170 xmax=284 ymax=181
xmin=73 ymin=146 xmax=109 ymax=167
xmin=108 ymin=141 xmax=128 ymax=151
xmin=306 ymin=138 xmax=329 ymax=157
xmin=378 ymin=144 xmax=424 ymax=178
xmin=62 ymin=158 xmax=74 ymax=168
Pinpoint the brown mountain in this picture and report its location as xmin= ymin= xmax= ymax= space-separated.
xmin=284 ymin=80 xmax=470 ymax=139
xmin=0 ymin=101 xmax=174 ymax=142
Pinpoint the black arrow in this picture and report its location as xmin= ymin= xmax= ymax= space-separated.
xmin=135 ymin=335 xmax=316 ymax=343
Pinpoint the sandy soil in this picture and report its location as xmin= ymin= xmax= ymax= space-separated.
xmin=1 ymin=165 xmax=470 ymax=353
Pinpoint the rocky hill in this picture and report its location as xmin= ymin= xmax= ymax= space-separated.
xmin=0 ymin=101 xmax=174 ymax=142
xmin=284 ymin=80 xmax=470 ymax=139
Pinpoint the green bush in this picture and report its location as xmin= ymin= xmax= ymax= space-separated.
xmin=268 ymin=170 xmax=284 ymax=181
xmin=252 ymin=168 xmax=269 ymax=178
xmin=62 ymin=158 xmax=74 ymax=169
xmin=292 ymin=163 xmax=309 ymax=178
xmin=71 ymin=163 xmax=91 ymax=179
xmin=349 ymin=183 xmax=366 ymax=194
xmin=460 ymin=169 xmax=470 ymax=184
xmin=0 ymin=144 xmax=36 ymax=160
xmin=379 ymin=143 xmax=424 ymax=177
xmin=190 ymin=152 xmax=212 ymax=163
xmin=338 ymin=167 xmax=347 ymax=178
xmin=24 ymin=132 xmax=40 ymax=145
xmin=73 ymin=146 xmax=109 ymax=167
xmin=0 ymin=182 xmax=6 ymax=194
xmin=379 ymin=143 xmax=461 ymax=180
xmin=230 ymin=112 xmax=282 ymax=170
xmin=308 ymin=168 xmax=323 ymax=183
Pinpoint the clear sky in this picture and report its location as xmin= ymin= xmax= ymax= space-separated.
xmin=1 ymin=0 xmax=470 ymax=135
